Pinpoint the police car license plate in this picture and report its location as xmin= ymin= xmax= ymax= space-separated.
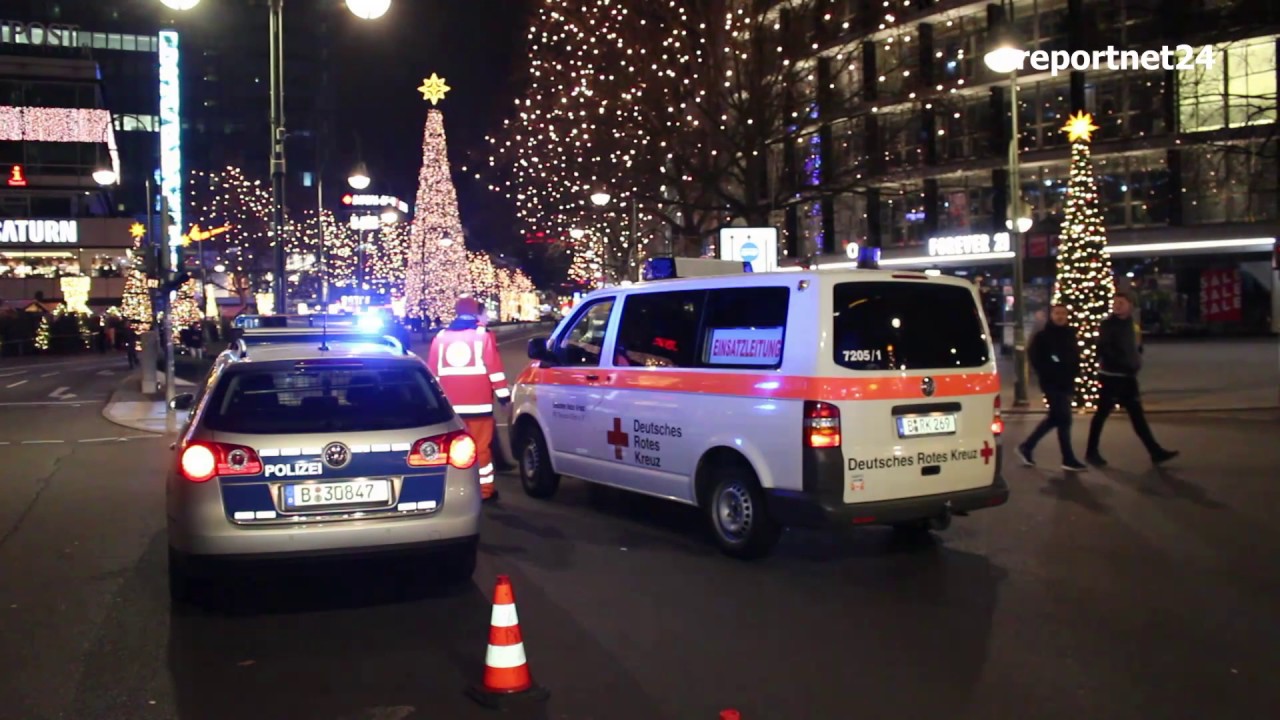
xmin=284 ymin=480 xmax=391 ymax=510
xmin=897 ymin=415 xmax=957 ymax=438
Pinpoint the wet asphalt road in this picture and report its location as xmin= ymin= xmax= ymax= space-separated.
xmin=0 ymin=342 xmax=1277 ymax=719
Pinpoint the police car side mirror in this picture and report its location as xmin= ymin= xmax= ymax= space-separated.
xmin=528 ymin=337 xmax=549 ymax=361
xmin=169 ymin=393 xmax=195 ymax=412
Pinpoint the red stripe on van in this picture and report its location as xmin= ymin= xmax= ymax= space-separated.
xmin=516 ymin=364 xmax=998 ymax=401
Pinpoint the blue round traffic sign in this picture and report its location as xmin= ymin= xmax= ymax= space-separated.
xmin=740 ymin=242 xmax=759 ymax=262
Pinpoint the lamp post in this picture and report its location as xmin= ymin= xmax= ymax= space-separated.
xmin=157 ymin=0 xmax=391 ymax=316
xmin=984 ymin=32 xmax=1032 ymax=407
xmin=589 ymin=191 xmax=639 ymax=283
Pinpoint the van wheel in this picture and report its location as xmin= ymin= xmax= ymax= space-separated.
xmin=517 ymin=425 xmax=559 ymax=499
xmin=707 ymin=468 xmax=780 ymax=560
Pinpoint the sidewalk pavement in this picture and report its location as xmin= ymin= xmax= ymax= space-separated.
xmin=999 ymin=338 xmax=1279 ymax=413
xmin=102 ymin=374 xmax=196 ymax=434
xmin=100 ymin=322 xmax=558 ymax=434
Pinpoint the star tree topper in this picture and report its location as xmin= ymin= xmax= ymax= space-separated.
xmin=129 ymin=222 xmax=146 ymax=240
xmin=417 ymin=73 xmax=451 ymax=105
xmin=1063 ymin=111 xmax=1100 ymax=143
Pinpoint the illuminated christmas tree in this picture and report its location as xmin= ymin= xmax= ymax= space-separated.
xmin=404 ymin=77 xmax=471 ymax=321
xmin=1052 ymin=112 xmax=1117 ymax=411
xmin=121 ymin=225 xmax=153 ymax=331
xmin=35 ymin=314 xmax=51 ymax=352
xmin=170 ymin=278 xmax=203 ymax=341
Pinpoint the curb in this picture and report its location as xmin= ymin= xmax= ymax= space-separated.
xmin=101 ymin=373 xmax=186 ymax=435
xmin=1003 ymin=405 xmax=1279 ymax=416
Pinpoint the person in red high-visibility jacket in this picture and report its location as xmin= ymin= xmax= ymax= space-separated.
xmin=427 ymin=297 xmax=510 ymax=501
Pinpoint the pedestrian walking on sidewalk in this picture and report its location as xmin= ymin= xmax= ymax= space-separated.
xmin=1085 ymin=292 xmax=1178 ymax=466
xmin=427 ymin=297 xmax=511 ymax=502
xmin=1016 ymin=305 xmax=1087 ymax=472
xmin=121 ymin=321 xmax=139 ymax=369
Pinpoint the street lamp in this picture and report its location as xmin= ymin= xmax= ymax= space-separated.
xmin=568 ymin=228 xmax=586 ymax=240
xmin=984 ymin=23 xmax=1032 ymax=406
xmin=345 ymin=0 xmax=391 ymax=20
xmin=347 ymin=162 xmax=371 ymax=190
xmin=380 ymin=209 xmax=399 ymax=224
xmin=587 ymin=190 xmax=639 ymax=283
xmin=157 ymin=0 xmax=391 ymax=316
xmin=93 ymin=167 xmax=118 ymax=186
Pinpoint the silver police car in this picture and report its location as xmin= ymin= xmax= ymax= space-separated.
xmin=166 ymin=328 xmax=481 ymax=603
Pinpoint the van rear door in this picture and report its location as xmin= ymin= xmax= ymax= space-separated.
xmin=829 ymin=279 xmax=998 ymax=505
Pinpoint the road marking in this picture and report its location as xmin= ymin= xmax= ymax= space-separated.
xmin=49 ymin=386 xmax=77 ymax=400
xmin=41 ymin=372 xmax=58 ymax=377
xmin=6 ymin=380 xmax=27 ymax=388
xmin=0 ymin=401 xmax=88 ymax=407
xmin=22 ymin=439 xmax=64 ymax=445
xmin=96 ymin=370 xmax=115 ymax=376
xmin=0 ymin=370 xmax=28 ymax=378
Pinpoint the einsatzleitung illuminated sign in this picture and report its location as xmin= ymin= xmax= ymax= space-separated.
xmin=927 ymin=232 xmax=1012 ymax=257
xmin=0 ymin=219 xmax=78 ymax=244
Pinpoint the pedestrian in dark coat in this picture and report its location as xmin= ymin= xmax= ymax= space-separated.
xmin=1085 ymin=292 xmax=1178 ymax=466
xmin=1017 ymin=305 xmax=1086 ymax=471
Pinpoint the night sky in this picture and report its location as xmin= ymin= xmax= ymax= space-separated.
xmin=329 ymin=0 xmax=532 ymax=257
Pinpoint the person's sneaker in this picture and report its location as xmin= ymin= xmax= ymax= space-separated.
xmin=1062 ymin=460 xmax=1088 ymax=472
xmin=1152 ymin=449 xmax=1180 ymax=464
xmin=1085 ymin=453 xmax=1108 ymax=467
xmin=1015 ymin=444 xmax=1035 ymax=467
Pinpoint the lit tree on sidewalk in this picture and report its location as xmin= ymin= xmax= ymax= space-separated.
xmin=121 ymin=222 xmax=153 ymax=331
xmin=1052 ymin=111 xmax=1117 ymax=411
xmin=170 ymin=278 xmax=203 ymax=340
xmin=404 ymin=75 xmax=471 ymax=321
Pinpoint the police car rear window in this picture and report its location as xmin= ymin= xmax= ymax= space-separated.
xmin=832 ymin=282 xmax=990 ymax=371
xmin=202 ymin=363 xmax=452 ymax=434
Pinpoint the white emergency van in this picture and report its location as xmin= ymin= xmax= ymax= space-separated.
xmin=510 ymin=262 xmax=1008 ymax=558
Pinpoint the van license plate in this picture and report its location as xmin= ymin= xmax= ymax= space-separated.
xmin=284 ymin=480 xmax=391 ymax=509
xmin=897 ymin=415 xmax=957 ymax=438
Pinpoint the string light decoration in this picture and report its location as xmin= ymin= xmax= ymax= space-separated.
xmin=170 ymin=278 xmax=203 ymax=339
xmin=567 ymin=232 xmax=607 ymax=290
xmin=189 ymin=167 xmax=278 ymax=307
xmin=404 ymin=109 xmax=471 ymax=321
xmin=121 ymin=233 xmax=153 ymax=331
xmin=34 ymin=313 xmax=51 ymax=352
xmin=486 ymin=0 xmax=868 ymax=261
xmin=364 ymin=221 xmax=411 ymax=298
xmin=1052 ymin=111 xmax=1116 ymax=411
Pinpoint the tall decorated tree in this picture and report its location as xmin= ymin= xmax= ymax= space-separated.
xmin=404 ymin=74 xmax=471 ymax=322
xmin=121 ymin=222 xmax=153 ymax=331
xmin=1051 ymin=112 xmax=1117 ymax=410
xmin=170 ymin=277 xmax=203 ymax=340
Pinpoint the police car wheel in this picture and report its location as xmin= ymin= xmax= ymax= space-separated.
xmin=707 ymin=471 xmax=780 ymax=560
xmin=167 ymin=548 xmax=198 ymax=605
xmin=517 ymin=425 xmax=559 ymax=499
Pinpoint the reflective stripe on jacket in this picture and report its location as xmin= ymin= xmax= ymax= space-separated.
xmin=426 ymin=317 xmax=508 ymax=415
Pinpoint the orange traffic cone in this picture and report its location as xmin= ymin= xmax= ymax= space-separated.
xmin=468 ymin=575 xmax=549 ymax=708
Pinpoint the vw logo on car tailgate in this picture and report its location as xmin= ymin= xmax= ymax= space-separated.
xmin=322 ymin=442 xmax=351 ymax=469
xmin=921 ymin=377 xmax=936 ymax=397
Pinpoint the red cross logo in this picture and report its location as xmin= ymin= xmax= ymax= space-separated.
xmin=606 ymin=417 xmax=629 ymax=460
xmin=980 ymin=441 xmax=994 ymax=465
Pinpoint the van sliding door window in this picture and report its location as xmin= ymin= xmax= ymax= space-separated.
xmin=699 ymin=287 xmax=789 ymax=369
xmin=614 ymin=291 xmax=703 ymax=367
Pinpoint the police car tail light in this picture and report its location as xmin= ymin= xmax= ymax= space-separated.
xmin=409 ymin=431 xmax=477 ymax=469
xmin=804 ymin=401 xmax=842 ymax=448
xmin=991 ymin=396 xmax=1005 ymax=436
xmin=179 ymin=442 xmax=262 ymax=482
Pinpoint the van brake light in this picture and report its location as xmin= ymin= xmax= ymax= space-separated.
xmin=179 ymin=441 xmax=263 ymax=482
xmin=409 ymin=430 xmax=477 ymax=470
xmin=804 ymin=400 xmax=842 ymax=448
xmin=991 ymin=395 xmax=1004 ymax=436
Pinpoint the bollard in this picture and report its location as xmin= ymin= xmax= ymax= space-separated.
xmin=140 ymin=330 xmax=159 ymax=395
